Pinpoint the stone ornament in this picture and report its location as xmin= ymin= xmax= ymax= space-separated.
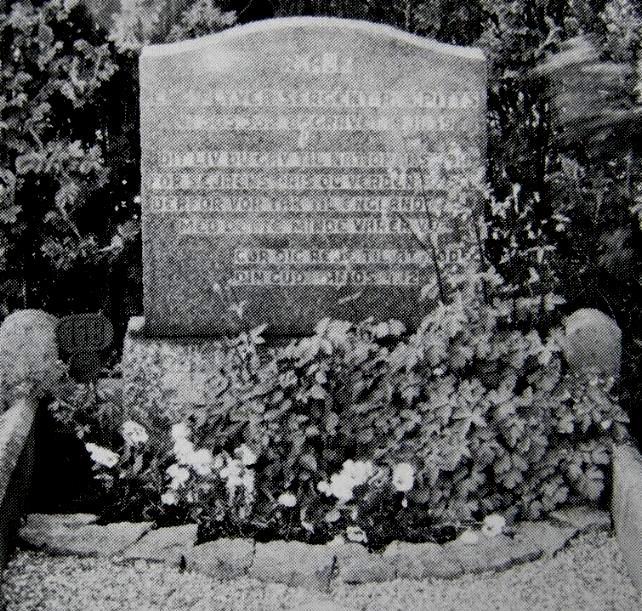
xmin=563 ymin=308 xmax=622 ymax=379
xmin=0 ymin=309 xmax=64 ymax=406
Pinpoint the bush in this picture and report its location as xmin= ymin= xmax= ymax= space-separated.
xmin=61 ymin=297 xmax=629 ymax=547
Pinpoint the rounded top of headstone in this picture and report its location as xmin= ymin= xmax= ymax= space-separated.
xmin=141 ymin=17 xmax=485 ymax=62
xmin=563 ymin=308 xmax=622 ymax=378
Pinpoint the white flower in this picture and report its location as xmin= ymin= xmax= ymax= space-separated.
xmin=346 ymin=525 xmax=367 ymax=543
xmin=236 ymin=444 xmax=257 ymax=466
xmin=324 ymin=460 xmax=376 ymax=502
xmin=122 ymin=420 xmax=148 ymax=445
xmin=392 ymin=463 xmax=415 ymax=492
xmin=324 ymin=509 xmax=341 ymax=523
xmin=481 ymin=514 xmax=506 ymax=538
xmin=242 ymin=469 xmax=255 ymax=494
xmin=220 ymin=458 xmax=244 ymax=498
xmin=85 ymin=443 xmax=119 ymax=468
xmin=458 ymin=530 xmax=480 ymax=545
xmin=171 ymin=423 xmax=190 ymax=441
xmin=174 ymin=437 xmax=196 ymax=464
xmin=317 ymin=481 xmax=331 ymax=495
xmin=401 ymin=497 xmax=408 ymax=508
xmin=213 ymin=453 xmax=225 ymax=470
xmin=167 ymin=464 xmax=190 ymax=489
xmin=185 ymin=448 xmax=213 ymax=475
xmin=161 ymin=490 xmax=177 ymax=506
xmin=278 ymin=492 xmax=297 ymax=507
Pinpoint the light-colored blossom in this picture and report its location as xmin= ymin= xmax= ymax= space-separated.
xmin=236 ymin=444 xmax=257 ymax=466
xmin=458 ymin=530 xmax=479 ymax=545
xmin=278 ymin=492 xmax=297 ymax=507
xmin=346 ymin=525 xmax=367 ymax=543
xmin=174 ymin=437 xmax=196 ymax=464
xmin=242 ymin=469 xmax=255 ymax=495
xmin=171 ymin=423 xmax=190 ymax=441
xmin=321 ymin=460 xmax=375 ymax=502
xmin=324 ymin=509 xmax=341 ymax=523
xmin=167 ymin=464 xmax=190 ymax=489
xmin=328 ymin=471 xmax=355 ymax=502
xmin=392 ymin=463 xmax=415 ymax=492
xmin=85 ymin=443 xmax=119 ymax=468
xmin=220 ymin=458 xmax=244 ymax=499
xmin=185 ymin=448 xmax=213 ymax=475
xmin=481 ymin=514 xmax=506 ymax=538
xmin=122 ymin=420 xmax=148 ymax=445
xmin=213 ymin=453 xmax=225 ymax=470
xmin=161 ymin=490 xmax=177 ymax=505
xmin=317 ymin=481 xmax=331 ymax=495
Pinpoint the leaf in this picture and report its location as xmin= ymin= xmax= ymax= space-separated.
xmin=324 ymin=411 xmax=339 ymax=434
xmin=250 ymin=324 xmax=267 ymax=345
xmin=309 ymin=384 xmax=326 ymax=401
xmin=299 ymin=453 xmax=318 ymax=472
xmin=0 ymin=206 xmax=20 ymax=224
xmin=15 ymin=151 xmax=45 ymax=175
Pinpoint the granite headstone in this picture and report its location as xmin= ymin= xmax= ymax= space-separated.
xmin=139 ymin=17 xmax=486 ymax=336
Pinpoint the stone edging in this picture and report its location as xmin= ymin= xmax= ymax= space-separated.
xmin=0 ymin=398 xmax=39 ymax=573
xmin=18 ymin=506 xmax=610 ymax=591
xmin=612 ymin=443 xmax=642 ymax=592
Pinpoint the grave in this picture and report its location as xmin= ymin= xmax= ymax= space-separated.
xmin=124 ymin=17 xmax=487 ymax=417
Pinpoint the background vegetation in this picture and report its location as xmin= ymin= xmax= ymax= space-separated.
xmin=1 ymin=0 xmax=641 ymax=444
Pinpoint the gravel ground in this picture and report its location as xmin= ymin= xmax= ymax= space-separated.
xmin=2 ymin=531 xmax=641 ymax=611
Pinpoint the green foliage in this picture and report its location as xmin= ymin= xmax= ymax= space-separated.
xmin=110 ymin=0 xmax=236 ymax=49
xmin=70 ymin=299 xmax=629 ymax=544
xmin=0 ymin=0 xmax=140 ymax=320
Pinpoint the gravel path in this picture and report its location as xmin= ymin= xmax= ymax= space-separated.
xmin=2 ymin=531 xmax=640 ymax=611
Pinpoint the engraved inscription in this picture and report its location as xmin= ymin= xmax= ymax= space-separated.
xmin=139 ymin=21 xmax=487 ymax=335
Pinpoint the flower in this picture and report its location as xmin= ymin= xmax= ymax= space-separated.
xmin=161 ymin=490 xmax=177 ymax=505
xmin=236 ymin=444 xmax=257 ymax=466
xmin=317 ymin=481 xmax=331 ymax=495
xmin=167 ymin=464 xmax=190 ymax=489
xmin=85 ymin=443 xmax=119 ymax=468
xmin=346 ymin=525 xmax=367 ymax=543
xmin=242 ymin=469 xmax=255 ymax=495
xmin=122 ymin=420 xmax=148 ymax=445
xmin=458 ymin=530 xmax=479 ymax=545
xmin=328 ymin=471 xmax=355 ymax=502
xmin=213 ymin=453 xmax=225 ymax=470
xmin=481 ymin=514 xmax=506 ymax=538
xmin=185 ymin=448 xmax=213 ymax=476
xmin=278 ymin=492 xmax=297 ymax=507
xmin=321 ymin=460 xmax=376 ymax=502
xmin=171 ymin=423 xmax=190 ymax=441
xmin=220 ymin=457 xmax=245 ymax=500
xmin=174 ymin=437 xmax=196 ymax=464
xmin=392 ymin=463 xmax=415 ymax=492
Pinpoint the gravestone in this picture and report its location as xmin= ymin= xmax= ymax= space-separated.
xmin=126 ymin=17 xmax=487 ymax=418
xmin=139 ymin=17 xmax=486 ymax=337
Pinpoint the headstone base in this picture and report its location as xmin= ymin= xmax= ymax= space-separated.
xmin=122 ymin=317 xmax=230 ymax=427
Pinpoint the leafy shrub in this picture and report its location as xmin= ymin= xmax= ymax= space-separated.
xmin=69 ymin=297 xmax=629 ymax=546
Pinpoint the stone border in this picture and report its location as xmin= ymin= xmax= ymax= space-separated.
xmin=0 ymin=310 xmax=62 ymax=581
xmin=0 ymin=398 xmax=39 ymax=575
xmin=18 ymin=506 xmax=610 ymax=591
xmin=612 ymin=443 xmax=642 ymax=592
